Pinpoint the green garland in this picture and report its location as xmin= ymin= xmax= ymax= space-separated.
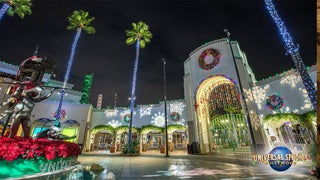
xmin=264 ymin=110 xmax=316 ymax=127
xmin=91 ymin=125 xmax=115 ymax=134
xmin=140 ymin=125 xmax=162 ymax=134
xmin=167 ymin=124 xmax=186 ymax=134
xmin=115 ymin=126 xmax=140 ymax=134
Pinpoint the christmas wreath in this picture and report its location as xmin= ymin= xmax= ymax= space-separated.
xmin=53 ymin=110 xmax=66 ymax=120
xmin=266 ymin=95 xmax=284 ymax=111
xmin=198 ymin=48 xmax=221 ymax=70
xmin=170 ymin=112 xmax=180 ymax=122
xmin=123 ymin=114 xmax=131 ymax=123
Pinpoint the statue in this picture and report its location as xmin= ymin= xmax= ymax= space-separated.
xmin=0 ymin=55 xmax=56 ymax=138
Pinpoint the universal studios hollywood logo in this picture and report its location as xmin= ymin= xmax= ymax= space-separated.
xmin=252 ymin=146 xmax=309 ymax=172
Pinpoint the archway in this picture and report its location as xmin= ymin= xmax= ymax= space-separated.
xmin=91 ymin=125 xmax=115 ymax=151
xmin=195 ymin=75 xmax=250 ymax=153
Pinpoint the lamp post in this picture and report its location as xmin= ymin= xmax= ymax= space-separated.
xmin=224 ymin=29 xmax=257 ymax=153
xmin=162 ymin=58 xmax=169 ymax=157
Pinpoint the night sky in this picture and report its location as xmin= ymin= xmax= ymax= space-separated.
xmin=0 ymin=0 xmax=316 ymax=108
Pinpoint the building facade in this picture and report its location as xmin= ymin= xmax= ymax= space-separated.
xmin=0 ymin=37 xmax=316 ymax=155
xmin=183 ymin=38 xmax=316 ymax=155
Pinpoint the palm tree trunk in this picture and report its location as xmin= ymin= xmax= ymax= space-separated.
xmin=55 ymin=28 xmax=82 ymax=126
xmin=128 ymin=39 xmax=140 ymax=151
xmin=264 ymin=0 xmax=317 ymax=111
xmin=0 ymin=3 xmax=10 ymax=20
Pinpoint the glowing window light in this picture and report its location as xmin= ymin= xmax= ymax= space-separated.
xmin=139 ymin=105 xmax=152 ymax=118
xmin=108 ymin=119 xmax=122 ymax=128
xmin=104 ymin=109 xmax=118 ymax=117
xmin=151 ymin=111 xmax=165 ymax=127
xmin=280 ymin=71 xmax=301 ymax=88
xmin=169 ymin=101 xmax=186 ymax=115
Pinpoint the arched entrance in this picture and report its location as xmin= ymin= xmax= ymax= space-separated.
xmin=195 ymin=75 xmax=251 ymax=154
xmin=91 ymin=125 xmax=115 ymax=151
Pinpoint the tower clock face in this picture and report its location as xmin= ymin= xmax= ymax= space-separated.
xmin=198 ymin=48 xmax=221 ymax=70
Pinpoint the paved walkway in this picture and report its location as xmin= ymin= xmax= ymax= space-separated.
xmin=78 ymin=150 xmax=317 ymax=180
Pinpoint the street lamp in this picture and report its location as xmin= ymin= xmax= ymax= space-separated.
xmin=162 ymin=58 xmax=169 ymax=157
xmin=224 ymin=29 xmax=257 ymax=153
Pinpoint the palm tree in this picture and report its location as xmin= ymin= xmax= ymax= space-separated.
xmin=125 ymin=21 xmax=152 ymax=152
xmin=264 ymin=0 xmax=317 ymax=111
xmin=0 ymin=0 xmax=32 ymax=20
xmin=55 ymin=10 xmax=95 ymax=127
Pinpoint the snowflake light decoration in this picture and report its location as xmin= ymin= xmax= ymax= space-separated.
xmin=120 ymin=109 xmax=136 ymax=117
xmin=108 ymin=119 xmax=122 ymax=128
xmin=169 ymin=101 xmax=186 ymax=115
xmin=140 ymin=105 xmax=152 ymax=118
xmin=175 ymin=118 xmax=186 ymax=126
xmin=151 ymin=112 xmax=165 ymax=127
xmin=280 ymin=71 xmax=301 ymax=88
xmin=298 ymin=88 xmax=312 ymax=111
xmin=245 ymin=85 xmax=270 ymax=110
xmin=104 ymin=109 xmax=118 ymax=117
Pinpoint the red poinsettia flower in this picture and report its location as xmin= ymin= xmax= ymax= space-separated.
xmin=0 ymin=137 xmax=80 ymax=162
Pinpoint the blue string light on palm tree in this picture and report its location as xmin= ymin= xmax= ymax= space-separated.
xmin=55 ymin=10 xmax=95 ymax=127
xmin=264 ymin=0 xmax=317 ymax=111
xmin=0 ymin=3 xmax=10 ymax=19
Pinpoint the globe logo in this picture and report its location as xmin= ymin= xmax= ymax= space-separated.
xmin=268 ymin=146 xmax=293 ymax=171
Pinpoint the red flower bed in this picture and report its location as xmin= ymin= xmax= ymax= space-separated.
xmin=0 ymin=137 xmax=80 ymax=162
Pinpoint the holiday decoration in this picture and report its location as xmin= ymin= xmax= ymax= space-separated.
xmin=108 ymin=119 xmax=122 ymax=128
xmin=55 ymin=10 xmax=95 ymax=128
xmin=151 ymin=112 xmax=165 ymax=127
xmin=104 ymin=109 xmax=118 ymax=117
xmin=0 ymin=0 xmax=32 ymax=20
xmin=125 ymin=21 xmax=153 ymax=150
xmin=0 ymin=137 xmax=80 ymax=178
xmin=265 ymin=0 xmax=317 ymax=111
xmin=265 ymin=94 xmax=284 ymax=111
xmin=198 ymin=48 xmax=221 ymax=70
xmin=80 ymin=73 xmax=93 ymax=104
xmin=123 ymin=114 xmax=131 ymax=123
xmin=139 ymin=105 xmax=152 ymax=118
xmin=169 ymin=101 xmax=185 ymax=115
xmin=170 ymin=112 xmax=180 ymax=122
xmin=53 ymin=109 xmax=67 ymax=120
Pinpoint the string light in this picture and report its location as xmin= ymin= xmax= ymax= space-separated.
xmin=0 ymin=3 xmax=9 ymax=20
xmin=151 ymin=112 xmax=165 ymax=127
xmin=104 ymin=109 xmax=118 ymax=117
xmin=55 ymin=29 xmax=82 ymax=124
xmin=169 ymin=101 xmax=186 ymax=115
xmin=139 ymin=105 xmax=152 ymax=118
xmin=280 ymin=70 xmax=301 ymax=88
xmin=265 ymin=0 xmax=317 ymax=111
xmin=108 ymin=119 xmax=122 ymax=128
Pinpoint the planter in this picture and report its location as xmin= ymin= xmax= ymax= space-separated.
xmin=142 ymin=143 xmax=148 ymax=152
xmin=136 ymin=147 xmax=141 ymax=153
xmin=110 ymin=146 xmax=116 ymax=153
xmin=160 ymin=147 xmax=165 ymax=154
xmin=0 ymin=157 xmax=76 ymax=178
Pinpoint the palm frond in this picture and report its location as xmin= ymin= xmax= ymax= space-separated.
xmin=125 ymin=21 xmax=152 ymax=47
xmin=8 ymin=0 xmax=32 ymax=18
xmin=67 ymin=10 xmax=95 ymax=34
